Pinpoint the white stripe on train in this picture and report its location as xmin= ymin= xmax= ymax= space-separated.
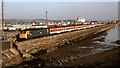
xmin=50 ymin=25 xmax=96 ymax=34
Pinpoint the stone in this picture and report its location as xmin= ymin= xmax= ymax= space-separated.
xmin=2 ymin=48 xmax=22 ymax=66
xmin=23 ymin=53 xmax=35 ymax=61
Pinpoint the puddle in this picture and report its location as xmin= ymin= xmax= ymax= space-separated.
xmin=78 ymin=46 xmax=94 ymax=49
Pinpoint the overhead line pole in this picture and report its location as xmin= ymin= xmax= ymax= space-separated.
xmin=46 ymin=10 xmax=47 ymax=26
xmin=2 ymin=0 xmax=4 ymax=39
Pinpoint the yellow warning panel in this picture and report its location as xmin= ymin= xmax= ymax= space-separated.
xmin=19 ymin=34 xmax=27 ymax=39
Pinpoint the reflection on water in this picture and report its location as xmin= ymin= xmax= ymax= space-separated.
xmin=95 ymin=26 xmax=120 ymax=46
xmin=105 ymin=26 xmax=119 ymax=42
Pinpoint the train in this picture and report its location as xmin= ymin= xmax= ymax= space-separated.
xmin=16 ymin=25 xmax=97 ymax=40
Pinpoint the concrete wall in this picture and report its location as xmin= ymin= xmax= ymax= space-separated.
xmin=2 ymin=48 xmax=22 ymax=66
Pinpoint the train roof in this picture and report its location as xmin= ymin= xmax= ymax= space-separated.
xmin=20 ymin=28 xmax=50 ymax=31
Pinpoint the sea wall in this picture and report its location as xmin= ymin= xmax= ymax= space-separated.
xmin=15 ymin=24 xmax=114 ymax=54
xmin=2 ymin=24 xmax=116 ymax=66
xmin=2 ymin=48 xmax=22 ymax=66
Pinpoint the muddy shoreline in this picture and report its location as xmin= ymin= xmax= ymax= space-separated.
xmin=13 ymin=47 xmax=120 ymax=67
xmin=12 ymin=26 xmax=120 ymax=67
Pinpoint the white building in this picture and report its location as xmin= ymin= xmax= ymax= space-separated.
xmin=77 ymin=18 xmax=86 ymax=22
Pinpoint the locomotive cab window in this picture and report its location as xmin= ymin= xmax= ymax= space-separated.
xmin=23 ymin=31 xmax=26 ymax=34
xmin=20 ymin=31 xmax=26 ymax=34
xmin=20 ymin=31 xmax=22 ymax=34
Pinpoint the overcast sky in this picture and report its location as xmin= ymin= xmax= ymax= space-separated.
xmin=2 ymin=0 xmax=120 ymax=2
xmin=0 ymin=0 xmax=119 ymax=20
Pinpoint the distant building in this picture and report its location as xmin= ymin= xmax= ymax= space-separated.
xmin=76 ymin=18 xmax=86 ymax=23
xmin=32 ymin=22 xmax=36 ymax=25
xmin=90 ymin=21 xmax=98 ymax=24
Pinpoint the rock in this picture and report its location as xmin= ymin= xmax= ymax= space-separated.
xmin=38 ymin=64 xmax=41 ymax=67
xmin=93 ymin=37 xmax=105 ymax=42
xmin=80 ymin=64 xmax=82 ymax=66
xmin=23 ymin=53 xmax=35 ymax=61
xmin=2 ymin=48 xmax=22 ymax=66
xmin=26 ymin=49 xmax=29 ymax=52
xmin=112 ymin=40 xmax=120 ymax=45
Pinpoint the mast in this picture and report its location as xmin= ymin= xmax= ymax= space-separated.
xmin=46 ymin=10 xmax=47 ymax=26
xmin=2 ymin=0 xmax=4 ymax=39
